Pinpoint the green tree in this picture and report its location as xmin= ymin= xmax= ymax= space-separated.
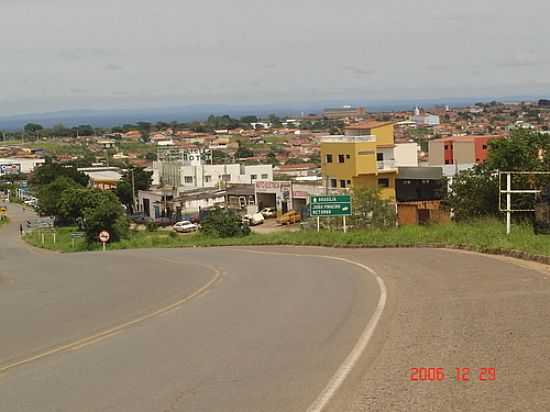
xmin=37 ymin=176 xmax=80 ymax=217
xmin=115 ymin=180 xmax=134 ymax=212
xmin=30 ymin=160 xmax=89 ymax=187
xmin=240 ymin=115 xmax=258 ymax=124
xmin=445 ymin=130 xmax=550 ymax=221
xmin=144 ymin=152 xmax=157 ymax=161
xmin=351 ymin=187 xmax=396 ymax=229
xmin=74 ymin=124 xmax=95 ymax=137
xmin=123 ymin=167 xmax=152 ymax=192
xmin=266 ymin=150 xmax=280 ymax=166
xmin=24 ymin=123 xmax=44 ymax=134
xmin=485 ymin=129 xmax=549 ymax=172
xmin=200 ymin=208 xmax=250 ymax=238
xmin=81 ymin=191 xmax=129 ymax=243
xmin=57 ymin=187 xmax=96 ymax=225
xmin=212 ymin=149 xmax=231 ymax=163
xmin=445 ymin=166 xmax=499 ymax=221
xmin=115 ymin=167 xmax=152 ymax=213
xmin=235 ymin=141 xmax=254 ymax=158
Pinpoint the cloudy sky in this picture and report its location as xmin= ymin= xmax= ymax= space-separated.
xmin=1 ymin=0 xmax=550 ymax=115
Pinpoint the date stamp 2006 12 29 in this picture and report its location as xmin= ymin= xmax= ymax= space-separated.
xmin=410 ymin=368 xmax=496 ymax=382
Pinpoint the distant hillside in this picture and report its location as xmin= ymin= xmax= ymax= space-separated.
xmin=0 ymin=96 xmax=539 ymax=130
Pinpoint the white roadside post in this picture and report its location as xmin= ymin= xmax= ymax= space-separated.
xmin=506 ymin=172 xmax=512 ymax=235
xmin=499 ymin=171 xmax=549 ymax=236
xmin=317 ymin=216 xmax=320 ymax=233
xmin=343 ymin=216 xmax=347 ymax=233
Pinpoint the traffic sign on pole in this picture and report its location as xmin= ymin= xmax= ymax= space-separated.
xmin=99 ymin=230 xmax=110 ymax=251
xmin=310 ymin=195 xmax=352 ymax=217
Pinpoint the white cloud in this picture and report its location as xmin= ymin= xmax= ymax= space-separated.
xmin=1 ymin=0 xmax=550 ymax=115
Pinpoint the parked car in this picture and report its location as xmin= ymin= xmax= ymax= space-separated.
xmin=129 ymin=213 xmax=151 ymax=224
xmin=260 ymin=207 xmax=277 ymax=218
xmin=277 ymin=210 xmax=301 ymax=225
xmin=154 ymin=217 xmax=178 ymax=227
xmin=243 ymin=212 xmax=265 ymax=226
xmin=173 ymin=221 xmax=199 ymax=233
xmin=23 ymin=198 xmax=38 ymax=208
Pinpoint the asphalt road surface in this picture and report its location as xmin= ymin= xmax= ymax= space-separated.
xmin=1 ymin=203 xmax=550 ymax=411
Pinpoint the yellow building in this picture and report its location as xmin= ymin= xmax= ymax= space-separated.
xmin=321 ymin=121 xmax=397 ymax=200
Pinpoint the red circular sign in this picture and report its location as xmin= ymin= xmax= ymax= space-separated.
xmin=99 ymin=230 xmax=111 ymax=243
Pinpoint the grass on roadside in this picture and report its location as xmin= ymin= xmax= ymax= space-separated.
xmin=22 ymin=218 xmax=550 ymax=258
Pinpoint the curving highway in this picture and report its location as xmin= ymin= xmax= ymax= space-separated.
xmin=1 ymin=204 xmax=550 ymax=411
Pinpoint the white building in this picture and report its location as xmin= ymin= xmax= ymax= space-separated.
xmin=78 ymin=167 xmax=123 ymax=190
xmin=413 ymin=114 xmax=440 ymax=127
xmin=153 ymin=157 xmax=273 ymax=192
xmin=0 ymin=157 xmax=45 ymax=174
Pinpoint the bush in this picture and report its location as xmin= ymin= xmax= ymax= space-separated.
xmin=146 ymin=221 xmax=159 ymax=232
xmin=351 ymin=187 xmax=396 ymax=229
xmin=81 ymin=191 xmax=129 ymax=243
xmin=200 ymin=208 xmax=251 ymax=238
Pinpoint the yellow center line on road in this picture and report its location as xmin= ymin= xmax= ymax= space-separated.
xmin=0 ymin=260 xmax=222 ymax=375
xmin=69 ymin=331 xmax=123 ymax=352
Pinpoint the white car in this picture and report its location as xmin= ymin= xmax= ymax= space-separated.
xmin=173 ymin=221 xmax=199 ymax=233
xmin=24 ymin=198 xmax=38 ymax=207
xmin=243 ymin=212 xmax=265 ymax=226
xmin=260 ymin=207 xmax=277 ymax=218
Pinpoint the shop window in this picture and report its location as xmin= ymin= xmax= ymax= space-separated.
xmin=378 ymin=178 xmax=390 ymax=188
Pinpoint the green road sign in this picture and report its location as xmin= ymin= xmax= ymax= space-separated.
xmin=310 ymin=195 xmax=352 ymax=216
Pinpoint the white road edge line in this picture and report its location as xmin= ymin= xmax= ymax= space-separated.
xmin=238 ymin=249 xmax=387 ymax=412
xmin=305 ymin=256 xmax=387 ymax=412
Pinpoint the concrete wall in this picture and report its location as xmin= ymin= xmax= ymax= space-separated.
xmin=453 ymin=141 xmax=475 ymax=164
xmin=353 ymin=172 xmax=396 ymax=201
xmin=372 ymin=124 xmax=395 ymax=147
xmin=428 ymin=141 xmax=445 ymax=165
xmin=394 ymin=143 xmax=419 ymax=167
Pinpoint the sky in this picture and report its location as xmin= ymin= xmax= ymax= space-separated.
xmin=1 ymin=0 xmax=550 ymax=116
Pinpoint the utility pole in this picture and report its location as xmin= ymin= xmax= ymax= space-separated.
xmin=131 ymin=168 xmax=136 ymax=213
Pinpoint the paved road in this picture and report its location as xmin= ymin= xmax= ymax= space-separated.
xmin=1 ymin=203 xmax=550 ymax=411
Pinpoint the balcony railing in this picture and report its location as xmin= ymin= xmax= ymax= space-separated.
xmin=377 ymin=159 xmax=396 ymax=170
